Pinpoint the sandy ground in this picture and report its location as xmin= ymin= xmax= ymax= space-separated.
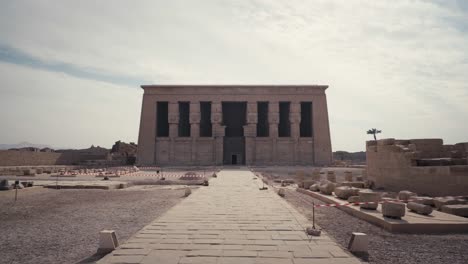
xmin=0 ymin=186 xmax=187 ymax=264
xmin=283 ymin=189 xmax=468 ymax=264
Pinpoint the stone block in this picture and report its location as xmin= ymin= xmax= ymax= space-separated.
xmin=398 ymin=190 xmax=417 ymax=201
xmin=23 ymin=169 xmax=36 ymax=176
xmin=348 ymin=196 xmax=360 ymax=204
xmin=184 ymin=188 xmax=192 ymax=197
xmin=434 ymin=197 xmax=466 ymax=210
xmin=319 ymin=181 xmax=335 ymax=195
xmin=302 ymin=180 xmax=316 ymax=189
xmin=278 ymin=188 xmax=285 ymax=197
xmin=407 ymin=202 xmax=433 ymax=215
xmin=413 ymin=196 xmax=434 ymax=206
xmin=98 ymin=230 xmax=119 ymax=253
xmin=382 ymin=201 xmax=405 ymax=219
xmin=309 ymin=184 xmax=319 ymax=192
xmin=359 ymin=191 xmax=381 ymax=210
xmin=348 ymin=232 xmax=368 ymax=253
xmin=441 ymin=205 xmax=468 ymax=217
xmin=334 ymin=186 xmax=360 ymax=200
xmin=0 ymin=179 xmax=11 ymax=191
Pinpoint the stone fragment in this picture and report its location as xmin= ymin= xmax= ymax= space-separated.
xmin=334 ymin=186 xmax=360 ymax=200
xmin=309 ymin=184 xmax=320 ymax=192
xmin=407 ymin=202 xmax=433 ymax=215
xmin=359 ymin=191 xmax=381 ymax=210
xmin=434 ymin=197 xmax=466 ymax=210
xmin=381 ymin=192 xmax=398 ymax=199
xmin=184 ymin=188 xmax=191 ymax=197
xmin=382 ymin=201 xmax=406 ymax=219
xmin=319 ymin=181 xmax=335 ymax=195
xmin=0 ymin=180 xmax=11 ymax=191
xmin=344 ymin=171 xmax=353 ymax=181
xmin=98 ymin=230 xmax=119 ymax=253
xmin=278 ymin=188 xmax=285 ymax=197
xmin=413 ymin=196 xmax=434 ymax=206
xmin=398 ymin=190 xmax=417 ymax=201
xmin=348 ymin=232 xmax=368 ymax=253
xmin=348 ymin=196 xmax=360 ymax=204
xmin=302 ymin=180 xmax=316 ymax=189
xmin=23 ymin=169 xmax=36 ymax=176
xmin=441 ymin=205 xmax=468 ymax=217
xmin=326 ymin=171 xmax=336 ymax=182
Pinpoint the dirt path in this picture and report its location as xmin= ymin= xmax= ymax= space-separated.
xmin=0 ymin=186 xmax=185 ymax=264
xmin=283 ymin=189 xmax=468 ymax=264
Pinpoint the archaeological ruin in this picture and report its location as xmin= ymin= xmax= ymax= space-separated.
xmin=366 ymin=138 xmax=468 ymax=196
xmin=136 ymin=85 xmax=333 ymax=166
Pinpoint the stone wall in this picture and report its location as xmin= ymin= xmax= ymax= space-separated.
xmin=0 ymin=147 xmax=111 ymax=166
xmin=367 ymin=138 xmax=468 ymax=196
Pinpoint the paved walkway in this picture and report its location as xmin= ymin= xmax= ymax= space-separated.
xmin=97 ymin=169 xmax=360 ymax=264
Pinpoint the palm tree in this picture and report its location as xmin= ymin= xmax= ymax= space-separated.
xmin=367 ymin=128 xmax=382 ymax=140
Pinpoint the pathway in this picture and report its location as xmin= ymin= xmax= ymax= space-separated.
xmin=97 ymin=169 xmax=361 ymax=264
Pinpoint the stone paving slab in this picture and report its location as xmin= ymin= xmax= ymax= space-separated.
xmin=97 ymin=169 xmax=361 ymax=264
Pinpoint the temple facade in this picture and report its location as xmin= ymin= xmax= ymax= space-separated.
xmin=136 ymin=85 xmax=332 ymax=166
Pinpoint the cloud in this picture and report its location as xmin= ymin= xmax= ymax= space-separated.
xmin=0 ymin=0 xmax=467 ymax=151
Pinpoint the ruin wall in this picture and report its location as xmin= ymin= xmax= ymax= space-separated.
xmin=366 ymin=138 xmax=468 ymax=196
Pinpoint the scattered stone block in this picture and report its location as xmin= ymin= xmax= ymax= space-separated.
xmin=356 ymin=176 xmax=363 ymax=181
xmin=278 ymin=188 xmax=285 ymax=197
xmin=184 ymin=188 xmax=192 ymax=197
xmin=311 ymin=171 xmax=321 ymax=181
xmin=359 ymin=191 xmax=381 ymax=210
xmin=334 ymin=186 xmax=360 ymax=200
xmin=0 ymin=180 xmax=11 ymax=191
xmin=382 ymin=201 xmax=406 ymax=219
xmin=319 ymin=181 xmax=335 ymax=195
xmin=348 ymin=232 xmax=368 ymax=253
xmin=302 ymin=180 xmax=316 ymax=189
xmin=407 ymin=202 xmax=433 ymax=215
xmin=413 ymin=196 xmax=434 ymax=206
xmin=309 ymin=184 xmax=320 ymax=192
xmin=434 ymin=197 xmax=466 ymax=210
xmin=398 ymin=190 xmax=417 ymax=201
xmin=348 ymin=196 xmax=360 ymax=204
xmin=36 ymin=168 xmax=43 ymax=174
xmin=441 ymin=205 xmax=468 ymax=217
xmin=98 ymin=230 xmax=119 ymax=253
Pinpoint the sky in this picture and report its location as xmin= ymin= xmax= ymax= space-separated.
xmin=0 ymin=0 xmax=467 ymax=151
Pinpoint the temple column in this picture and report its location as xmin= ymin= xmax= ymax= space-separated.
xmin=168 ymin=101 xmax=179 ymax=164
xmin=190 ymin=102 xmax=200 ymax=164
xmin=290 ymin=102 xmax=301 ymax=165
xmin=244 ymin=102 xmax=257 ymax=165
xmin=211 ymin=102 xmax=224 ymax=165
xmin=268 ymin=101 xmax=279 ymax=164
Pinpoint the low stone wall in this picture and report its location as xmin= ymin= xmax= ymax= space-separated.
xmin=0 ymin=150 xmax=106 ymax=166
xmin=367 ymin=138 xmax=468 ymax=196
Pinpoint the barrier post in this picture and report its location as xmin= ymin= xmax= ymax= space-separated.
xmin=312 ymin=202 xmax=316 ymax=229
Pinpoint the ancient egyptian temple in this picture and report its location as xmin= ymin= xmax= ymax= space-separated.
xmin=136 ymin=85 xmax=332 ymax=166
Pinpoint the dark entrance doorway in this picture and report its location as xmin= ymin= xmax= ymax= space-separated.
xmin=231 ymin=154 xmax=238 ymax=165
xmin=222 ymin=102 xmax=246 ymax=165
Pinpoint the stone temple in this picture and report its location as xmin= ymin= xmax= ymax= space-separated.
xmin=136 ymin=85 xmax=332 ymax=166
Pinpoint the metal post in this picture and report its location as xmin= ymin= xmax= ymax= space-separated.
xmin=312 ymin=202 xmax=316 ymax=229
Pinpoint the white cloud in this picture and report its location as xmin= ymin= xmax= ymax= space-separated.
xmin=0 ymin=0 xmax=467 ymax=150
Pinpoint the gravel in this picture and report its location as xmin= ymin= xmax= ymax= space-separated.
xmin=284 ymin=189 xmax=468 ymax=264
xmin=0 ymin=186 xmax=185 ymax=264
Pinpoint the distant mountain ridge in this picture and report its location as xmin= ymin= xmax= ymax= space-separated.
xmin=0 ymin=142 xmax=53 ymax=150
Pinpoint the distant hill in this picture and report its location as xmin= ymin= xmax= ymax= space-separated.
xmin=0 ymin=142 xmax=53 ymax=150
xmin=333 ymin=151 xmax=366 ymax=163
